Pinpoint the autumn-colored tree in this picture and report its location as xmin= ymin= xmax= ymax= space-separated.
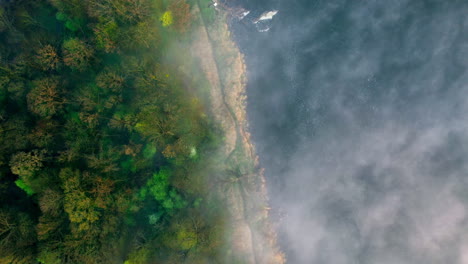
xmin=37 ymin=214 xmax=64 ymax=241
xmin=86 ymin=0 xmax=150 ymax=22
xmin=10 ymin=149 xmax=47 ymax=195
xmin=79 ymin=111 xmax=99 ymax=128
xmin=123 ymin=142 xmax=142 ymax=156
xmin=39 ymin=188 xmax=63 ymax=216
xmin=162 ymin=219 xmax=198 ymax=251
xmin=86 ymin=144 xmax=121 ymax=173
xmin=163 ymin=137 xmax=191 ymax=159
xmin=109 ymin=111 xmax=137 ymax=131
xmin=89 ymin=177 xmax=115 ymax=209
xmin=36 ymin=248 xmax=63 ymax=264
xmin=121 ymin=20 xmax=160 ymax=50
xmin=47 ymin=0 xmax=87 ymax=18
xmin=35 ymin=45 xmax=60 ymax=71
xmin=62 ymin=38 xmax=94 ymax=71
xmin=0 ymin=210 xmax=17 ymax=246
xmin=106 ymin=95 xmax=124 ymax=109
xmin=27 ymin=77 xmax=65 ymax=117
xmin=169 ymin=0 xmax=192 ymax=33
xmin=0 ymin=0 xmax=231 ymax=262
xmin=132 ymin=67 xmax=169 ymax=105
xmin=96 ymin=68 xmax=125 ymax=92
xmin=135 ymin=105 xmax=178 ymax=146
xmin=37 ymin=189 xmax=66 ymax=244
xmin=124 ymin=245 xmax=151 ymax=264
xmin=7 ymin=81 xmax=25 ymax=102
xmin=59 ymin=119 xmax=96 ymax=162
xmin=0 ymin=210 xmax=37 ymax=263
xmin=60 ymin=168 xmax=101 ymax=232
xmin=86 ymin=153 xmax=120 ymax=173
xmin=9 ymin=149 xmax=46 ymax=178
xmin=162 ymin=144 xmax=177 ymax=159
xmin=28 ymin=119 xmax=58 ymax=148
xmin=93 ymin=19 xmax=119 ymax=53
xmin=62 ymin=231 xmax=101 ymax=264
xmin=75 ymin=86 xmax=100 ymax=112
xmin=0 ymin=118 xmax=29 ymax=164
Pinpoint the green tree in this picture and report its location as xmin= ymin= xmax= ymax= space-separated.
xmin=14 ymin=179 xmax=35 ymax=195
xmin=0 ymin=0 xmax=228 ymax=262
xmin=62 ymin=38 xmax=94 ymax=71
xmin=124 ymin=246 xmax=151 ymax=264
xmin=55 ymin=12 xmax=84 ymax=32
xmin=37 ymin=250 xmax=62 ymax=264
xmin=139 ymin=169 xmax=187 ymax=211
xmin=93 ymin=19 xmax=119 ymax=53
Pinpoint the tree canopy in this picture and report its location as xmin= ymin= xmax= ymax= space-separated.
xmin=0 ymin=0 xmax=227 ymax=263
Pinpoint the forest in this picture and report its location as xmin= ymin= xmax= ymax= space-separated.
xmin=0 ymin=0 xmax=230 ymax=263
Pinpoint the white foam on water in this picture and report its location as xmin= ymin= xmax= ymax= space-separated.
xmin=254 ymin=10 xmax=278 ymax=24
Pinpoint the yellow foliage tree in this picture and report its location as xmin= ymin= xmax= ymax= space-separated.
xmin=161 ymin=11 xmax=173 ymax=27
xmin=60 ymin=168 xmax=100 ymax=232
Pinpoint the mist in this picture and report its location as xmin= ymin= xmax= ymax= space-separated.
xmin=232 ymin=0 xmax=468 ymax=263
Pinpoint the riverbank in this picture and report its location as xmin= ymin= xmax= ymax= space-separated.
xmin=190 ymin=2 xmax=284 ymax=263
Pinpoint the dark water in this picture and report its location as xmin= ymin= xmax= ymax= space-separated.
xmin=230 ymin=0 xmax=468 ymax=263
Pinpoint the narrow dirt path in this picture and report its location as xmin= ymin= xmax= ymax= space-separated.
xmin=190 ymin=18 xmax=237 ymax=156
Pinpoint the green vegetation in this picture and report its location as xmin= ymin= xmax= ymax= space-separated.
xmin=198 ymin=0 xmax=216 ymax=24
xmin=161 ymin=11 xmax=174 ymax=27
xmin=0 ymin=0 xmax=227 ymax=263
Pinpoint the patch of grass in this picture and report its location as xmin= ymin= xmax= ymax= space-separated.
xmin=197 ymin=0 xmax=216 ymax=24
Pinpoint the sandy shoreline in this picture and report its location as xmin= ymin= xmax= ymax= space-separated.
xmin=191 ymin=3 xmax=285 ymax=263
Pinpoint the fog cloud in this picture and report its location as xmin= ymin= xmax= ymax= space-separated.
xmin=239 ymin=0 xmax=468 ymax=263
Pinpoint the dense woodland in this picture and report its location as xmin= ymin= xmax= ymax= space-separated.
xmin=0 ymin=0 xmax=228 ymax=263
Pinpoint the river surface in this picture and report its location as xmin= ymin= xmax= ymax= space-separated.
xmin=229 ymin=0 xmax=468 ymax=263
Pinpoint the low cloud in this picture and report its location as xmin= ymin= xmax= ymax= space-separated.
xmin=241 ymin=0 xmax=468 ymax=263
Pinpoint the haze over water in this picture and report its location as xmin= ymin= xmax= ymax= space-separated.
xmin=231 ymin=0 xmax=468 ymax=263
